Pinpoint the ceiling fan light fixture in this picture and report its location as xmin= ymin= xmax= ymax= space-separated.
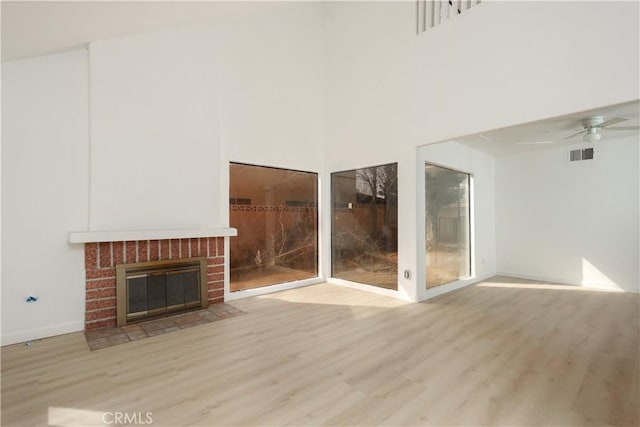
xmin=583 ymin=128 xmax=602 ymax=143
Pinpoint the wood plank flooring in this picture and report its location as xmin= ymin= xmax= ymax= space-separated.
xmin=2 ymin=277 xmax=638 ymax=426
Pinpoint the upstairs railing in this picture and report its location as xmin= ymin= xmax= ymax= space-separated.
xmin=417 ymin=0 xmax=482 ymax=34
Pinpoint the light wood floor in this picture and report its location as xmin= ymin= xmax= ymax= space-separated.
xmin=2 ymin=277 xmax=639 ymax=426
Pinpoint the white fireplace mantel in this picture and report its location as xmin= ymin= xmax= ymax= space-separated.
xmin=68 ymin=227 xmax=237 ymax=244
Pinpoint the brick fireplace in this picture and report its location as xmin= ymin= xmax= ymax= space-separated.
xmin=83 ymin=237 xmax=225 ymax=329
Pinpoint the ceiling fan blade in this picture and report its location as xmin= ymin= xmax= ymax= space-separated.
xmin=605 ymin=126 xmax=640 ymax=131
xmin=599 ymin=117 xmax=628 ymax=128
xmin=563 ymin=129 xmax=587 ymax=140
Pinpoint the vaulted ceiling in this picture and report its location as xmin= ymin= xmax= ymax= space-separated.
xmin=1 ymin=1 xmax=237 ymax=62
xmin=4 ymin=1 xmax=638 ymax=156
xmin=458 ymin=100 xmax=640 ymax=156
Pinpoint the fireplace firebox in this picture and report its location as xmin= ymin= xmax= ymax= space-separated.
xmin=116 ymin=258 xmax=208 ymax=326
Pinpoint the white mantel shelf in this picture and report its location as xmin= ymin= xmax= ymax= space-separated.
xmin=68 ymin=228 xmax=237 ymax=244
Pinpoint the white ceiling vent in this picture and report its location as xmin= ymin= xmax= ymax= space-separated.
xmin=569 ymin=147 xmax=594 ymax=162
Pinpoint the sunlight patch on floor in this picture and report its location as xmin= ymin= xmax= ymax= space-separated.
xmin=49 ymin=407 xmax=155 ymax=426
xmin=258 ymin=284 xmax=406 ymax=308
xmin=48 ymin=406 xmax=108 ymax=426
xmin=477 ymin=280 xmax=622 ymax=293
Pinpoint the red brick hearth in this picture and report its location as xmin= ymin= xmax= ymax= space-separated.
xmin=84 ymin=237 xmax=224 ymax=329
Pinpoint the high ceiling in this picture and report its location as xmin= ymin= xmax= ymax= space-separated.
xmin=3 ymin=1 xmax=638 ymax=156
xmin=1 ymin=1 xmax=232 ymax=62
xmin=457 ymin=100 xmax=640 ymax=156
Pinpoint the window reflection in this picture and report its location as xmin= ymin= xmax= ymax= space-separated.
xmin=425 ymin=164 xmax=471 ymax=288
xmin=331 ymin=163 xmax=398 ymax=290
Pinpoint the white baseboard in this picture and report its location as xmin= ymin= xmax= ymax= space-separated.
xmin=1 ymin=320 xmax=84 ymax=346
xmin=327 ymin=277 xmax=413 ymax=302
xmin=496 ymin=271 xmax=580 ymax=286
xmin=496 ymin=271 xmax=635 ymax=293
xmin=419 ymin=272 xmax=495 ymax=301
xmin=224 ymin=277 xmax=326 ymax=301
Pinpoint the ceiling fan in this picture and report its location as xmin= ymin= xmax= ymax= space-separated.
xmin=563 ymin=116 xmax=640 ymax=143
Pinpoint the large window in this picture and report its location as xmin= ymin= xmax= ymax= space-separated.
xmin=425 ymin=163 xmax=471 ymax=288
xmin=229 ymin=163 xmax=318 ymax=291
xmin=331 ymin=163 xmax=398 ymax=290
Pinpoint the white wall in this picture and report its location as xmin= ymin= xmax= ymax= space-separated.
xmin=91 ymin=2 xmax=326 ymax=301
xmin=323 ymin=0 xmax=638 ymax=300
xmin=496 ymin=137 xmax=639 ymax=293
xmin=417 ymin=141 xmax=496 ymax=299
xmin=2 ymin=1 xmax=638 ymax=344
xmin=217 ymin=2 xmax=327 ymax=299
xmin=89 ymin=26 xmax=222 ymax=231
xmin=90 ymin=2 xmax=326 ymax=232
xmin=218 ymin=2 xmax=324 ymax=172
xmin=324 ymin=1 xmax=418 ymax=300
xmin=1 ymin=2 xmax=326 ymax=343
xmin=1 ymin=50 xmax=89 ymax=344
xmin=413 ymin=1 xmax=640 ymax=144
xmin=324 ymin=0 xmax=639 ymax=162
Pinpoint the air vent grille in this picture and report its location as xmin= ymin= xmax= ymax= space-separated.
xmin=569 ymin=148 xmax=594 ymax=162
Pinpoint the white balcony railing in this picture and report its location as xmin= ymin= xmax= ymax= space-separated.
xmin=417 ymin=0 xmax=482 ymax=34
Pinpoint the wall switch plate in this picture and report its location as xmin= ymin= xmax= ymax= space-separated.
xmin=403 ymin=270 xmax=411 ymax=279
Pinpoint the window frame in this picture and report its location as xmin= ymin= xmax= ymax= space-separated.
xmin=424 ymin=162 xmax=472 ymax=289
xmin=226 ymin=161 xmax=323 ymax=298
xmin=329 ymin=162 xmax=399 ymax=291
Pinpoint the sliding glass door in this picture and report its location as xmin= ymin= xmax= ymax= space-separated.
xmin=425 ymin=163 xmax=470 ymax=288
